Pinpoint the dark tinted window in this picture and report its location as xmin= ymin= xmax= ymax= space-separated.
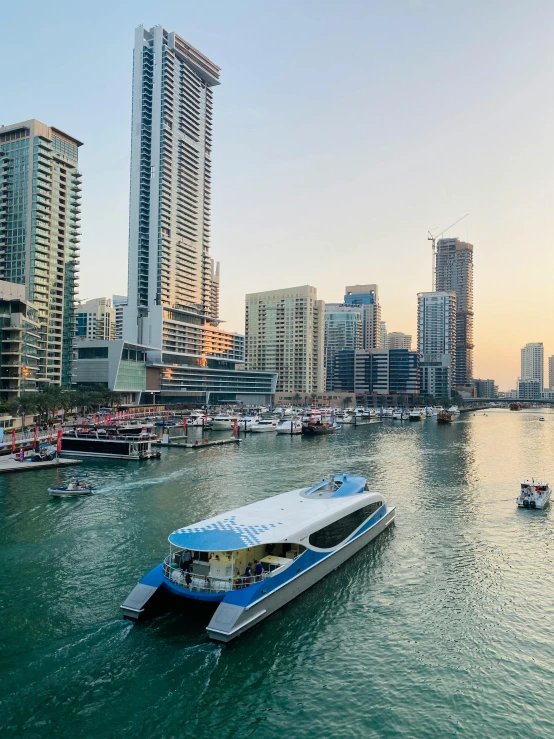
xmin=309 ymin=501 xmax=382 ymax=549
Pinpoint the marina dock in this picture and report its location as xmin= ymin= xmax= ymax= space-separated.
xmin=0 ymin=457 xmax=82 ymax=475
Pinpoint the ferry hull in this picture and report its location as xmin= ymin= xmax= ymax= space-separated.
xmin=206 ymin=506 xmax=396 ymax=643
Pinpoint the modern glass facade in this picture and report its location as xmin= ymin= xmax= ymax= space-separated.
xmin=332 ymin=348 xmax=419 ymax=397
xmin=344 ymin=284 xmax=381 ymax=349
xmin=0 ymin=120 xmax=82 ymax=388
xmin=324 ymin=305 xmax=362 ymax=391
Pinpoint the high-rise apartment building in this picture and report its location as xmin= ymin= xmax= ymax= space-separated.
xmin=549 ymin=355 xmax=554 ymax=390
xmin=75 ymin=297 xmax=116 ymax=341
xmin=344 ymin=284 xmax=381 ymax=349
xmin=435 ymin=238 xmax=474 ymax=387
xmin=380 ymin=321 xmax=387 ymax=349
xmin=324 ymin=304 xmax=363 ymax=390
xmin=0 ymin=280 xmax=40 ymax=399
xmin=122 ymin=26 xmax=275 ymax=404
xmin=113 ymin=295 xmax=127 ymax=340
xmin=417 ymin=291 xmax=456 ymax=399
xmin=386 ymin=332 xmax=412 ymax=350
xmin=521 ymin=342 xmax=544 ymax=389
xmin=245 ymin=285 xmax=325 ymax=394
xmin=0 ymin=120 xmax=82 ymax=387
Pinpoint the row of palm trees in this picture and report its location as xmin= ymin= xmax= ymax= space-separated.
xmin=1 ymin=387 xmax=122 ymax=430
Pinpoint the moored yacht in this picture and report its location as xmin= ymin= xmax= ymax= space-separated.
xmin=250 ymin=418 xmax=279 ymax=433
xmin=408 ymin=410 xmax=422 ymax=421
xmin=392 ymin=409 xmax=409 ymax=421
xmin=121 ymin=473 xmax=395 ymax=641
xmin=276 ymin=418 xmax=303 ymax=434
xmin=211 ymin=415 xmax=239 ymax=431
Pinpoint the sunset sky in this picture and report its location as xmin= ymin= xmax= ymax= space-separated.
xmin=3 ymin=0 xmax=553 ymax=389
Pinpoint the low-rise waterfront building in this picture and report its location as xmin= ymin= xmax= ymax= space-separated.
xmin=517 ymin=378 xmax=542 ymax=401
xmin=473 ymin=378 xmax=498 ymax=398
xmin=333 ymin=348 xmax=419 ymax=399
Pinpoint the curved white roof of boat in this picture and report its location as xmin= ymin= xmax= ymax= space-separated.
xmin=169 ymin=474 xmax=383 ymax=551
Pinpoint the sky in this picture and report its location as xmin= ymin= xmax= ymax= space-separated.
xmin=2 ymin=0 xmax=553 ymax=390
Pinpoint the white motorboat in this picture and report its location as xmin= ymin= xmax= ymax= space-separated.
xmin=447 ymin=405 xmax=460 ymax=415
xmin=211 ymin=415 xmax=239 ymax=431
xmin=392 ymin=410 xmax=409 ymax=421
xmin=238 ymin=415 xmax=259 ymax=431
xmin=276 ymin=418 xmax=303 ymax=434
xmin=251 ymin=418 xmax=279 ymax=433
xmin=408 ymin=410 xmax=422 ymax=421
xmin=187 ymin=411 xmax=211 ymax=427
xmin=517 ymin=480 xmax=551 ymax=509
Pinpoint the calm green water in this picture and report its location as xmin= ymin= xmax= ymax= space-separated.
xmin=2 ymin=410 xmax=554 ymax=738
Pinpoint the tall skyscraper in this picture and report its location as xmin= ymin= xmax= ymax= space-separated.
xmin=386 ymin=332 xmax=412 ymax=350
xmin=0 ymin=119 xmax=82 ymax=387
xmin=122 ymin=26 xmax=276 ymax=404
xmin=324 ymin=304 xmax=363 ymax=390
xmin=245 ymin=285 xmax=325 ymax=394
xmin=521 ymin=342 xmax=544 ymax=388
xmin=344 ymin=284 xmax=381 ymax=349
xmin=548 ymin=355 xmax=554 ymax=390
xmin=435 ymin=238 xmax=474 ymax=387
xmin=417 ymin=291 xmax=456 ymax=399
xmin=124 ymin=25 xmax=224 ymax=347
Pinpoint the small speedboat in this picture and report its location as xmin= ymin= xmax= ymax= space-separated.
xmin=517 ymin=480 xmax=551 ymax=509
xmin=539 ymin=417 xmax=545 ymax=422
xmin=48 ymin=475 xmax=94 ymax=497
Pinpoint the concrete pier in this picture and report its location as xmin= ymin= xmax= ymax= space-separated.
xmin=0 ymin=457 xmax=82 ymax=475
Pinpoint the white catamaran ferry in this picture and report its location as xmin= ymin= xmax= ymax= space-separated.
xmin=121 ymin=473 xmax=395 ymax=642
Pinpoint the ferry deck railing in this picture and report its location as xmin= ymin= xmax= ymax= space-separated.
xmin=163 ymin=558 xmax=270 ymax=593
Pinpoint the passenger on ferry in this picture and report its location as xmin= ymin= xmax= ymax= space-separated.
xmin=254 ymin=560 xmax=263 ymax=578
xmin=244 ymin=563 xmax=252 ymax=582
xmin=180 ymin=550 xmax=192 ymax=572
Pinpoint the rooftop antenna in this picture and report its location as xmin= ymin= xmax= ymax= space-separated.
xmin=428 ymin=213 xmax=469 ymax=290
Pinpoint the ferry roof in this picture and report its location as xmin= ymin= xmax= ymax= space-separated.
xmin=169 ymin=474 xmax=383 ymax=551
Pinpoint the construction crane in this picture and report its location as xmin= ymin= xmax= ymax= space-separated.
xmin=428 ymin=213 xmax=469 ymax=290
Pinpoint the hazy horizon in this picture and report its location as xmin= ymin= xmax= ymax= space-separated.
xmin=3 ymin=0 xmax=553 ymax=390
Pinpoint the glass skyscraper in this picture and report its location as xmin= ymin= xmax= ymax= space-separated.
xmin=0 ymin=120 xmax=82 ymax=387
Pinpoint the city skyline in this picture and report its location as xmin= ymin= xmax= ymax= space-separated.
xmin=2 ymin=0 xmax=553 ymax=390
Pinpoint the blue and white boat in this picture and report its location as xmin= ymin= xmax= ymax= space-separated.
xmin=121 ymin=473 xmax=395 ymax=642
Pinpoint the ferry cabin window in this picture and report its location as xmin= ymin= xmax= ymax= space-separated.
xmin=309 ymin=501 xmax=382 ymax=549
